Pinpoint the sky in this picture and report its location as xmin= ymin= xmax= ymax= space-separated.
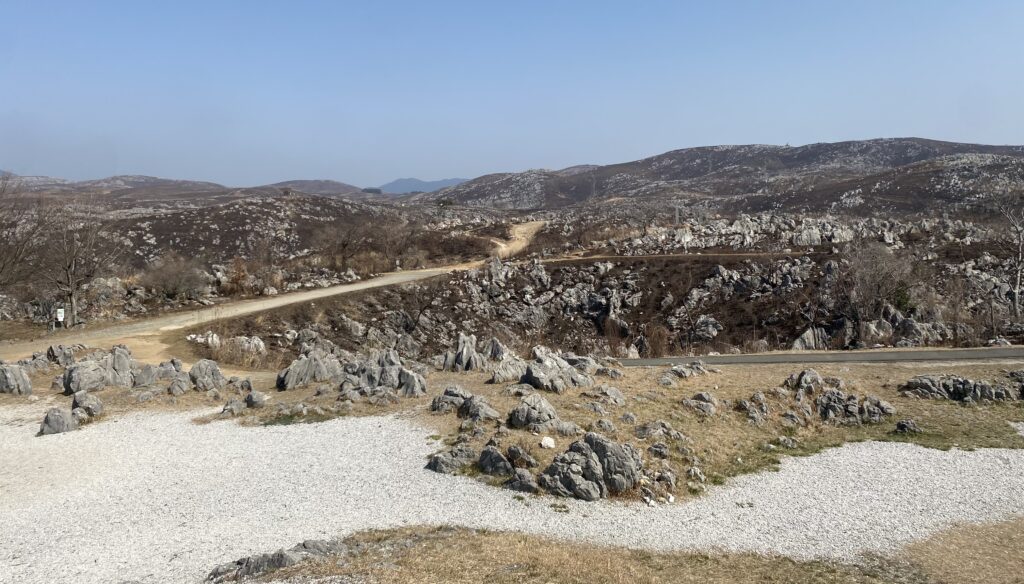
xmin=1 ymin=0 xmax=1022 ymax=187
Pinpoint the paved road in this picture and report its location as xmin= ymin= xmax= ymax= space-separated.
xmin=623 ymin=346 xmax=1024 ymax=366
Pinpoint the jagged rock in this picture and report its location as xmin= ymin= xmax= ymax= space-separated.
xmin=489 ymin=357 xmax=528 ymax=384
xmin=441 ymin=332 xmax=485 ymax=372
xmin=503 ymin=468 xmax=540 ymax=493
xmin=900 ymin=375 xmax=1018 ymax=402
xmin=430 ymin=385 xmax=473 ymax=413
xmin=520 ymin=346 xmax=593 ymax=393
xmin=0 ymin=364 xmax=32 ymax=396
xmin=206 ymin=548 xmax=304 ymax=582
xmin=276 ymin=349 xmax=344 ymax=390
xmin=538 ymin=433 xmax=643 ymax=501
xmin=425 ymin=445 xmax=477 ymax=474
xmin=483 ymin=337 xmax=511 ymax=361
xmin=39 ymin=408 xmax=78 ymax=435
xmin=895 ymin=419 xmax=922 ymax=433
xmin=457 ymin=395 xmax=500 ymax=422
xmin=692 ymin=314 xmax=724 ymax=341
xmin=681 ymin=392 xmax=717 ymax=416
xmin=635 ymin=420 xmax=686 ymax=441
xmin=792 ymin=327 xmax=830 ymax=350
xmin=167 ymin=373 xmax=191 ymax=396
xmin=46 ymin=345 xmax=76 ymax=367
xmin=62 ymin=361 xmax=109 ymax=395
xmin=815 ymin=389 xmax=895 ymax=425
xmin=507 ymin=393 xmax=558 ymax=429
xmin=71 ymin=391 xmax=103 ymax=417
xmin=594 ymin=418 xmax=616 ymax=433
xmin=190 ymin=360 xmax=227 ymax=392
xmin=506 ymin=445 xmax=538 ymax=468
xmin=223 ymin=335 xmax=267 ymax=357
xmin=478 ymin=446 xmax=514 ymax=475
xmin=581 ymin=384 xmax=626 ymax=406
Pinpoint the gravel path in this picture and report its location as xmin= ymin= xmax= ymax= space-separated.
xmin=2 ymin=411 xmax=1023 ymax=584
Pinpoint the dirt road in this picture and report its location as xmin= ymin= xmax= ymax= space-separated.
xmin=0 ymin=221 xmax=547 ymax=364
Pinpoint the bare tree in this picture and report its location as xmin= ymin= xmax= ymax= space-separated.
xmin=993 ymin=191 xmax=1024 ymax=319
xmin=843 ymin=242 xmax=916 ymax=321
xmin=38 ymin=198 xmax=123 ymax=327
xmin=313 ymin=220 xmax=368 ymax=272
xmin=0 ymin=175 xmax=50 ymax=289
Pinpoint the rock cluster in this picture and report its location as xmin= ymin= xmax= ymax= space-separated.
xmin=900 ymin=374 xmax=1020 ymax=402
xmin=276 ymin=340 xmax=427 ymax=402
xmin=506 ymin=393 xmax=580 ymax=436
xmin=538 ymin=433 xmax=644 ymax=501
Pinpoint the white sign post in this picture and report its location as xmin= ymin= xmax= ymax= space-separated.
xmin=56 ymin=308 xmax=65 ymax=323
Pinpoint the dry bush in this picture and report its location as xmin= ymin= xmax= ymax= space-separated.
xmin=645 ymin=324 xmax=670 ymax=357
xmin=139 ymin=253 xmax=208 ymax=300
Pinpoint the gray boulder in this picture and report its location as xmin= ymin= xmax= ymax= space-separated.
xmin=425 ymin=445 xmax=477 ymax=474
xmin=39 ymin=408 xmax=78 ymax=435
xmin=190 ymin=360 xmax=227 ymax=392
xmin=478 ymin=446 xmax=514 ymax=475
xmin=430 ymin=385 xmax=473 ymax=413
xmin=489 ymin=357 xmax=528 ymax=384
xmin=62 ymin=361 xmax=108 ymax=395
xmin=507 ymin=393 xmax=558 ymax=429
xmin=503 ymin=468 xmax=540 ymax=493
xmin=72 ymin=391 xmax=104 ymax=417
xmin=167 ymin=372 xmax=191 ymax=396
xmin=457 ymin=395 xmax=500 ymax=422
xmin=0 ymin=364 xmax=32 ymax=396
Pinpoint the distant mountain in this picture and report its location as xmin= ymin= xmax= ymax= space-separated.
xmin=266 ymin=179 xmax=363 ymax=196
xmin=410 ymin=138 xmax=1024 ymax=211
xmin=379 ymin=177 xmax=467 ymax=194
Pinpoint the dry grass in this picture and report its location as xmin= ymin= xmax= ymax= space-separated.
xmin=258 ymin=526 xmax=927 ymax=584
xmin=901 ymin=517 xmax=1024 ymax=584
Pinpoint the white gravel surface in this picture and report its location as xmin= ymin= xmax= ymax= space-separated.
xmin=2 ymin=410 xmax=1024 ymax=584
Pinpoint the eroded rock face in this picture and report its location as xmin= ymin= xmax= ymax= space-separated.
xmin=538 ymin=433 xmax=643 ymax=501
xmin=0 ymin=364 xmax=32 ymax=396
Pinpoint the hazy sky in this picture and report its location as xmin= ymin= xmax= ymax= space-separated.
xmin=1 ymin=0 xmax=1022 ymax=187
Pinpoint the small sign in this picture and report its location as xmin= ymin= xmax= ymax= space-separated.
xmin=56 ymin=308 xmax=65 ymax=322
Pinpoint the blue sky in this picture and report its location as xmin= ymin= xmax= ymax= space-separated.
xmin=1 ymin=0 xmax=1022 ymax=187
